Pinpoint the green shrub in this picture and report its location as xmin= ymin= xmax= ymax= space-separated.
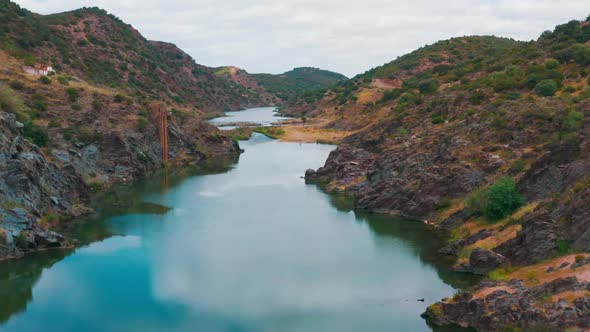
xmin=562 ymin=110 xmax=584 ymax=131
xmin=485 ymin=177 xmax=525 ymax=221
xmin=545 ymin=58 xmax=560 ymax=70
xmin=32 ymin=94 xmax=47 ymax=111
xmin=137 ymin=116 xmax=148 ymax=130
xmin=469 ymin=90 xmax=485 ymax=105
xmin=23 ymin=121 xmax=48 ymax=147
xmin=66 ymin=87 xmax=79 ymax=102
xmin=378 ymin=88 xmax=402 ymax=104
xmin=534 ymin=80 xmax=558 ymax=97
xmin=486 ymin=65 xmax=523 ymax=92
xmin=9 ymin=80 xmax=24 ymax=90
xmin=431 ymin=114 xmax=445 ymax=124
xmin=62 ymin=127 xmax=74 ymax=141
xmin=555 ymin=44 xmax=590 ymax=65
xmin=509 ymin=158 xmax=526 ymax=174
xmin=418 ymin=79 xmax=440 ymax=94
xmin=504 ymin=91 xmax=521 ymax=100
xmin=39 ymin=76 xmax=52 ymax=85
xmin=77 ymin=126 xmax=96 ymax=144
xmin=92 ymin=98 xmax=102 ymax=111
xmin=56 ymin=74 xmax=70 ymax=85
xmin=556 ymin=239 xmax=570 ymax=255
xmin=395 ymin=92 xmax=421 ymax=112
xmin=114 ymin=94 xmax=125 ymax=103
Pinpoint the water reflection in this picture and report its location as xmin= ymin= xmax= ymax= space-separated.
xmin=0 ymin=109 xmax=475 ymax=332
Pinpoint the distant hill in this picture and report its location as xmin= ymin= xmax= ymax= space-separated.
xmin=251 ymin=67 xmax=348 ymax=101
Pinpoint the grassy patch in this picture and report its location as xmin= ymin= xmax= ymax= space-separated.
xmin=488 ymin=268 xmax=510 ymax=281
xmin=225 ymin=127 xmax=252 ymax=141
xmin=252 ymin=126 xmax=285 ymax=139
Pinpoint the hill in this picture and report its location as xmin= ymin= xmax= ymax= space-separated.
xmin=292 ymin=18 xmax=590 ymax=331
xmin=252 ymin=67 xmax=348 ymax=101
xmin=0 ymin=0 xmax=272 ymax=113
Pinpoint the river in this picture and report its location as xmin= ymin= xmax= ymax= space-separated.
xmin=0 ymin=107 xmax=473 ymax=332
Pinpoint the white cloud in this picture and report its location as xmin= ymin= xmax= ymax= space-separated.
xmin=13 ymin=0 xmax=589 ymax=77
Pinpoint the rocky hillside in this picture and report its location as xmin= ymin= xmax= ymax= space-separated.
xmin=0 ymin=111 xmax=88 ymax=260
xmin=0 ymin=0 xmax=272 ymax=113
xmin=297 ymin=18 xmax=590 ymax=331
xmin=0 ymin=1 xmax=247 ymax=260
xmin=0 ymin=0 xmax=346 ymax=112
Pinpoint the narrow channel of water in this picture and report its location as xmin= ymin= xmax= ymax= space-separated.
xmin=0 ymin=108 xmax=474 ymax=332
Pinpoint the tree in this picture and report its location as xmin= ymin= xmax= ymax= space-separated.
xmin=484 ymin=177 xmax=525 ymax=221
xmin=534 ymin=80 xmax=558 ymax=96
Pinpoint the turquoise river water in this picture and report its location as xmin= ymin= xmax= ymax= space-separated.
xmin=0 ymin=107 xmax=474 ymax=332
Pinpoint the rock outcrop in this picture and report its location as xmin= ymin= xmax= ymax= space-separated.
xmin=423 ymin=277 xmax=590 ymax=332
xmin=0 ymin=112 xmax=88 ymax=259
xmin=458 ymin=248 xmax=509 ymax=275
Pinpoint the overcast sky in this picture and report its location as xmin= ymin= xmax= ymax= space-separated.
xmin=13 ymin=0 xmax=590 ymax=77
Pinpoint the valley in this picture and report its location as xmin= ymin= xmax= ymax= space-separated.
xmin=1 ymin=0 xmax=590 ymax=331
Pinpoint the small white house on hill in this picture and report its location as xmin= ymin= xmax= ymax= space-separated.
xmin=23 ymin=64 xmax=54 ymax=77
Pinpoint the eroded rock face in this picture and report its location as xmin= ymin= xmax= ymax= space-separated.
xmin=466 ymin=248 xmax=509 ymax=275
xmin=306 ymin=136 xmax=486 ymax=219
xmin=424 ymin=277 xmax=590 ymax=332
xmin=553 ymin=186 xmax=590 ymax=252
xmin=496 ymin=209 xmax=558 ymax=265
xmin=0 ymin=112 xmax=88 ymax=259
xmin=518 ymin=151 xmax=590 ymax=202
xmin=305 ymin=144 xmax=377 ymax=193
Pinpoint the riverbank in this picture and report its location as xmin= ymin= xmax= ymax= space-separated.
xmin=0 ymin=107 xmax=470 ymax=332
xmin=0 ymin=107 xmax=241 ymax=261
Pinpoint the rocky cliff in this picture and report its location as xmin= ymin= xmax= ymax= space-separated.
xmin=298 ymin=18 xmax=590 ymax=331
xmin=0 ymin=112 xmax=87 ymax=259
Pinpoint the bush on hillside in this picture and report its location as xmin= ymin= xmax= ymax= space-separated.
xmin=554 ymin=44 xmax=590 ymax=65
xmin=65 ymin=87 xmax=79 ymax=102
xmin=484 ymin=177 xmax=525 ymax=221
xmin=469 ymin=91 xmax=486 ymax=105
xmin=23 ymin=121 xmax=48 ymax=147
xmin=431 ymin=114 xmax=445 ymax=124
xmin=378 ymin=88 xmax=402 ymax=104
xmin=418 ymin=79 xmax=440 ymax=94
xmin=562 ymin=110 xmax=584 ymax=131
xmin=39 ymin=76 xmax=51 ymax=85
xmin=486 ymin=65 xmax=523 ymax=92
xmin=545 ymin=58 xmax=560 ymax=70
xmin=534 ymin=80 xmax=558 ymax=96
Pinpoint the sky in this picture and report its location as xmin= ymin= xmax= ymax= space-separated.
xmin=13 ymin=0 xmax=590 ymax=77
